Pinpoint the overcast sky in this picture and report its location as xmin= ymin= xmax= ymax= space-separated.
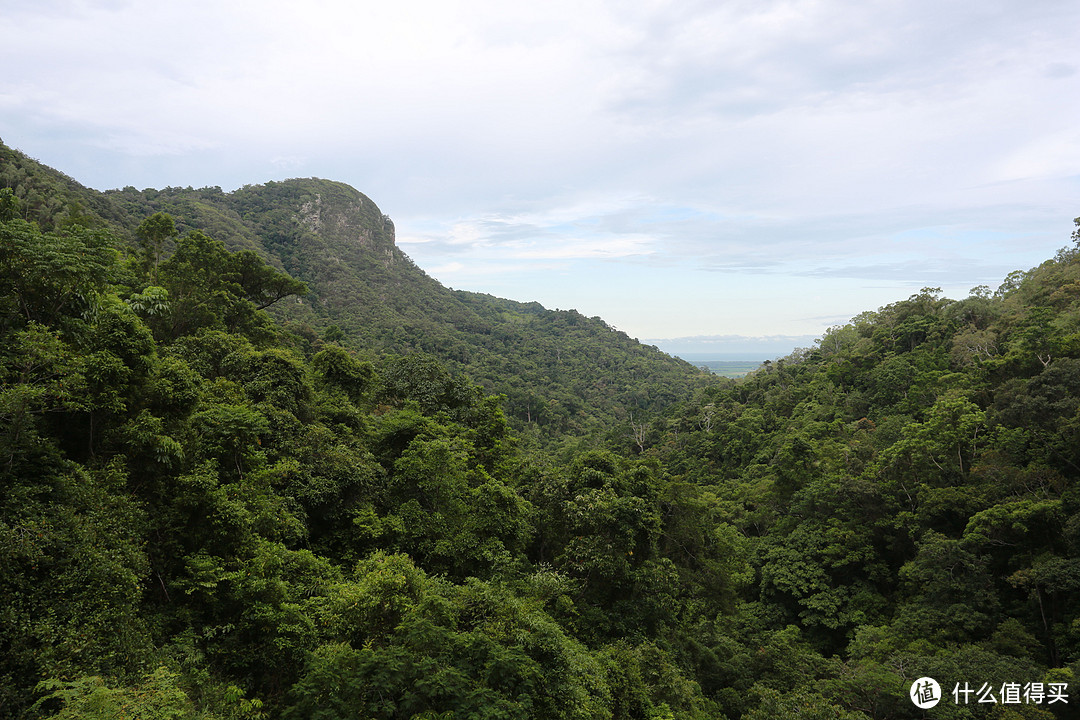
xmin=3 ymin=0 xmax=1079 ymax=357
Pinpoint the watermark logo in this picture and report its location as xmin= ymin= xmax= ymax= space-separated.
xmin=910 ymin=677 xmax=941 ymax=709
xmin=907 ymin=679 xmax=1069 ymax=707
xmin=952 ymin=682 xmax=1068 ymax=705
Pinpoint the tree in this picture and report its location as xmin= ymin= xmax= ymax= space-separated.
xmin=135 ymin=211 xmax=176 ymax=283
xmin=0 ymin=187 xmax=19 ymax=222
xmin=229 ymin=249 xmax=307 ymax=310
xmin=155 ymin=230 xmax=303 ymax=340
xmin=0 ymin=219 xmax=116 ymax=331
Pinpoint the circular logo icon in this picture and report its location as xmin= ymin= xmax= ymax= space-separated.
xmin=910 ymin=677 xmax=941 ymax=709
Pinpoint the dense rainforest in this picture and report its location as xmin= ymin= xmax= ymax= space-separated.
xmin=0 ymin=140 xmax=712 ymax=451
xmin=2 ymin=140 xmax=1079 ymax=719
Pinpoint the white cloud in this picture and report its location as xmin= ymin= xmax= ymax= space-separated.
xmin=507 ymin=235 xmax=656 ymax=260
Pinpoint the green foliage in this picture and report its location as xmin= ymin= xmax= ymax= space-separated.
xmin=0 ymin=462 xmax=151 ymax=717
xmin=742 ymin=687 xmax=864 ymax=720
xmin=645 ymin=230 xmax=1080 ymax=716
xmin=293 ymin=556 xmax=614 ymax=720
xmin=146 ymin=227 xmax=304 ymax=341
xmin=136 ymin=211 xmax=176 ymax=281
xmin=100 ymin=176 xmax=711 ymax=446
xmin=0 ymin=143 xmax=132 ymax=229
xmin=0 ymin=218 xmax=116 ymax=332
xmin=7 ymin=141 xmax=1080 ymax=720
xmin=312 ymin=344 xmax=374 ymax=401
xmin=128 ymin=284 xmax=171 ymax=317
xmin=33 ymin=667 xmax=209 ymax=720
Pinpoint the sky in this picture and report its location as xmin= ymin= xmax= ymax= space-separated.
xmin=3 ymin=0 xmax=1079 ymax=358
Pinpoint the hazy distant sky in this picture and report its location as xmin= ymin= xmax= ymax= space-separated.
xmin=3 ymin=0 xmax=1078 ymax=356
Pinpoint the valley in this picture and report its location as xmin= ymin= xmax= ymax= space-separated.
xmin=3 ymin=139 xmax=1079 ymax=720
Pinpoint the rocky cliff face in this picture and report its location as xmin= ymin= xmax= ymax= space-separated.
xmin=294 ymin=185 xmax=397 ymax=253
xmin=225 ymin=178 xmax=462 ymax=338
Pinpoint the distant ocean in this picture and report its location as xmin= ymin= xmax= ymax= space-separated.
xmin=647 ymin=335 xmax=817 ymax=364
xmin=673 ymin=352 xmax=773 ymax=363
xmin=673 ymin=355 xmax=769 ymax=378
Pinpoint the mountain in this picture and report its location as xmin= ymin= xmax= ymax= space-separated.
xmin=0 ymin=140 xmax=713 ymax=446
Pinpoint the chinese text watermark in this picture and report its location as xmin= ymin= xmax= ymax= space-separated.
xmin=909 ymin=678 xmax=1068 ymax=708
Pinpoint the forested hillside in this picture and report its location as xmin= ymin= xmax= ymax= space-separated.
xmin=2 ymin=142 xmax=1079 ymax=719
xmin=105 ymin=178 xmax=712 ymax=447
xmin=0 ymin=142 xmax=710 ymax=446
xmin=2 ymin=140 xmax=717 ymax=444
